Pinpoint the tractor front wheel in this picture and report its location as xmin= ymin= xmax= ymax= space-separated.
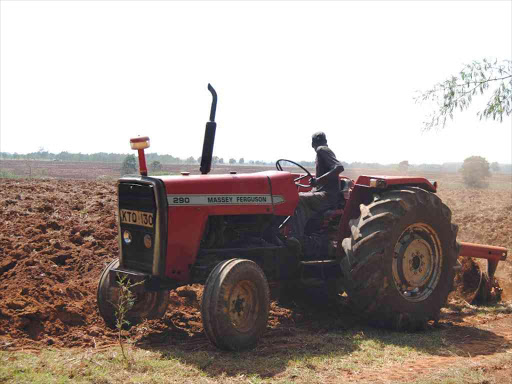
xmin=341 ymin=187 xmax=459 ymax=330
xmin=201 ymin=259 xmax=270 ymax=351
xmin=97 ymin=259 xmax=170 ymax=328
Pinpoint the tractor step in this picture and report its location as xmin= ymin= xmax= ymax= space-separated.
xmin=299 ymin=259 xmax=342 ymax=281
xmin=300 ymin=260 xmax=339 ymax=266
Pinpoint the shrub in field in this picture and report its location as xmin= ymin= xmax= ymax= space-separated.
xmin=398 ymin=160 xmax=409 ymax=174
xmin=121 ymin=155 xmax=137 ymax=176
xmin=150 ymin=160 xmax=162 ymax=172
xmin=460 ymin=156 xmax=491 ymax=188
xmin=491 ymin=162 xmax=500 ymax=173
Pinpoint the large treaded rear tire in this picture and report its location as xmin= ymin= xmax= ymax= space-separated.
xmin=341 ymin=187 xmax=459 ymax=330
xmin=201 ymin=259 xmax=270 ymax=351
xmin=97 ymin=259 xmax=170 ymax=328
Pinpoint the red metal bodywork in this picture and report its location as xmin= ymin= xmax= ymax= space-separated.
xmin=130 ymin=137 xmax=150 ymax=176
xmin=149 ymin=170 xmax=507 ymax=283
xmin=459 ymin=242 xmax=508 ymax=279
xmin=137 ymin=149 xmax=148 ymax=176
xmin=459 ymin=242 xmax=508 ymax=262
xmin=158 ymin=171 xmax=299 ymax=281
xmin=355 ymin=175 xmax=437 ymax=192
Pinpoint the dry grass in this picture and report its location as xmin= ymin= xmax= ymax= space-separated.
xmin=1 ymin=303 xmax=511 ymax=384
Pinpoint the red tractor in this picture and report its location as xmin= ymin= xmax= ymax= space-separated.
xmin=97 ymin=85 xmax=508 ymax=351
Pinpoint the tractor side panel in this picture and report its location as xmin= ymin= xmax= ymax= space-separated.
xmin=266 ymin=171 xmax=300 ymax=216
xmin=165 ymin=208 xmax=208 ymax=281
xmin=161 ymin=171 xmax=299 ymax=281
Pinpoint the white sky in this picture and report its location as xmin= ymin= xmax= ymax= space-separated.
xmin=1 ymin=0 xmax=511 ymax=164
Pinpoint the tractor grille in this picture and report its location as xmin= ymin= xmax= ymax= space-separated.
xmin=118 ymin=182 xmax=156 ymax=273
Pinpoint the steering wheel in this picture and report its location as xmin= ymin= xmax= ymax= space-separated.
xmin=275 ymin=159 xmax=314 ymax=188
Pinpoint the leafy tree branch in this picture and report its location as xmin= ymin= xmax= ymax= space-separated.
xmin=415 ymin=58 xmax=512 ymax=130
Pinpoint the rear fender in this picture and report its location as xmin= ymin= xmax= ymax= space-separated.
xmin=355 ymin=175 xmax=437 ymax=192
xmin=337 ymin=175 xmax=437 ymax=246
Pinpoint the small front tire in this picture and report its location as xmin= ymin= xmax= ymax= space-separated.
xmin=97 ymin=259 xmax=170 ymax=328
xmin=201 ymin=259 xmax=270 ymax=351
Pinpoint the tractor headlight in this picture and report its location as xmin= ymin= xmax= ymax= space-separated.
xmin=123 ymin=230 xmax=132 ymax=244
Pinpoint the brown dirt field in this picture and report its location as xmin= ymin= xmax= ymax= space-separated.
xmin=0 ymin=170 xmax=511 ymax=382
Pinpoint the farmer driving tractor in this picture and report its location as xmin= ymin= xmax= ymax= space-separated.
xmin=288 ymin=131 xmax=344 ymax=243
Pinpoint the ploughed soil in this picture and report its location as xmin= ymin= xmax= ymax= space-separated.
xmin=0 ymin=178 xmax=511 ymax=380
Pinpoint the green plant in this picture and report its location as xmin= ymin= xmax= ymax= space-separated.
xmin=416 ymin=58 xmax=511 ymax=130
xmin=460 ymin=156 xmax=491 ymax=188
xmin=114 ymin=274 xmax=143 ymax=364
xmin=0 ymin=170 xmax=20 ymax=178
xmin=149 ymin=160 xmax=163 ymax=172
xmin=397 ymin=160 xmax=409 ymax=174
xmin=121 ymin=154 xmax=137 ymax=176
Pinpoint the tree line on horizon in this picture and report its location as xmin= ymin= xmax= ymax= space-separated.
xmin=1 ymin=150 xmax=510 ymax=175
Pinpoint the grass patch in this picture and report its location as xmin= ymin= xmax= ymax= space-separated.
xmin=447 ymin=300 xmax=512 ymax=317
xmin=2 ymin=322 xmax=503 ymax=383
xmin=0 ymin=170 xmax=21 ymax=179
xmin=464 ymin=302 xmax=512 ymax=316
xmin=408 ymin=352 xmax=512 ymax=384
xmin=0 ymin=349 xmax=196 ymax=384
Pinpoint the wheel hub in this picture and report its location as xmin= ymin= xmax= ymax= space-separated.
xmin=402 ymin=237 xmax=433 ymax=287
xmin=232 ymin=295 xmax=245 ymax=315
xmin=392 ymin=223 xmax=443 ymax=302
xmin=228 ymin=280 xmax=258 ymax=332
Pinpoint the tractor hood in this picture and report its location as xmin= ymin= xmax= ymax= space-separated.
xmin=157 ymin=170 xmax=299 ymax=217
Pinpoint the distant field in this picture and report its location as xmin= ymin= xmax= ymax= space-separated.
xmin=1 ymin=159 xmax=510 ymax=190
xmin=0 ymin=159 xmax=277 ymax=179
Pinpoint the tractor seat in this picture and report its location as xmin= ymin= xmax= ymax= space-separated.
xmin=305 ymin=178 xmax=353 ymax=225
xmin=323 ymin=208 xmax=344 ymax=219
xmin=320 ymin=179 xmax=353 ymax=219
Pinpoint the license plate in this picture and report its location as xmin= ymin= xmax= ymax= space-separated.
xmin=120 ymin=209 xmax=154 ymax=228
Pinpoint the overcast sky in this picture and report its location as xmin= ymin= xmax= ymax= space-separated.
xmin=1 ymin=1 xmax=511 ymax=164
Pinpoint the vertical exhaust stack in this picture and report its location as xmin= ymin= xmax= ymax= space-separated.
xmin=200 ymin=84 xmax=218 ymax=175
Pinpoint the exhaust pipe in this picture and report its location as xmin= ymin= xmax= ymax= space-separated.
xmin=200 ymin=84 xmax=218 ymax=175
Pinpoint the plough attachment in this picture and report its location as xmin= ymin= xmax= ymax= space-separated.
xmin=459 ymin=242 xmax=508 ymax=304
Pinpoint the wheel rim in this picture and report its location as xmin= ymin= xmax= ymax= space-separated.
xmin=131 ymin=291 xmax=160 ymax=316
xmin=392 ymin=223 xmax=443 ymax=302
xmin=228 ymin=280 xmax=259 ymax=332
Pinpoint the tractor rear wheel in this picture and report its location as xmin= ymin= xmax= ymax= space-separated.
xmin=97 ymin=259 xmax=170 ymax=328
xmin=341 ymin=187 xmax=459 ymax=330
xmin=201 ymin=259 xmax=270 ymax=351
